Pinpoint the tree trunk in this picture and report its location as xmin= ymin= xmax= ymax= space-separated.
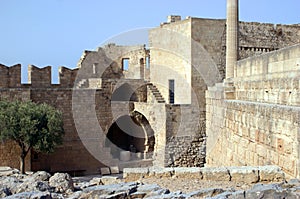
xmin=20 ymin=154 xmax=25 ymax=174
xmin=17 ymin=142 xmax=30 ymax=174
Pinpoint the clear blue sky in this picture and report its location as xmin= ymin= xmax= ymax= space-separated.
xmin=0 ymin=0 xmax=299 ymax=83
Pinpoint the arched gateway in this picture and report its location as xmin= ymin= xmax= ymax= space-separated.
xmin=105 ymin=111 xmax=155 ymax=167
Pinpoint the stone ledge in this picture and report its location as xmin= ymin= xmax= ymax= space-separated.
xmin=201 ymin=167 xmax=230 ymax=181
xmin=174 ymin=167 xmax=202 ymax=179
xmin=123 ymin=165 xmax=285 ymax=183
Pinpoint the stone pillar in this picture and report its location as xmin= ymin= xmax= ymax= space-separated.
xmin=226 ymin=0 xmax=239 ymax=79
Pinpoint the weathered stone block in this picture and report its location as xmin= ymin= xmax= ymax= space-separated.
xmin=100 ymin=167 xmax=110 ymax=176
xmin=201 ymin=167 xmax=230 ymax=181
xmin=174 ymin=167 xmax=202 ymax=179
xmin=228 ymin=166 xmax=259 ymax=183
xmin=123 ymin=168 xmax=149 ymax=181
xmin=259 ymin=165 xmax=285 ymax=182
xmin=149 ymin=167 xmax=174 ymax=178
xmin=110 ymin=166 xmax=119 ymax=174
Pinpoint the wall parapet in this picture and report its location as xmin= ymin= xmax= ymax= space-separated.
xmin=236 ymin=44 xmax=300 ymax=79
xmin=0 ymin=64 xmax=21 ymax=88
xmin=28 ymin=65 xmax=51 ymax=88
xmin=59 ymin=67 xmax=79 ymax=88
xmin=0 ymin=64 xmax=79 ymax=88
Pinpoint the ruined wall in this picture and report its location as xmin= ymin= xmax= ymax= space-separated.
xmin=165 ymin=104 xmax=206 ymax=167
xmin=78 ymin=44 xmax=148 ymax=81
xmin=206 ymin=45 xmax=300 ymax=178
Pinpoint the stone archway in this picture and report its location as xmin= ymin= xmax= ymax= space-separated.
xmin=105 ymin=111 xmax=155 ymax=162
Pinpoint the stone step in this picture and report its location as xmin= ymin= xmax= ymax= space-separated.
xmin=155 ymin=95 xmax=163 ymax=98
xmin=76 ymin=79 xmax=89 ymax=88
xmin=156 ymin=98 xmax=164 ymax=101
xmin=147 ymin=83 xmax=166 ymax=103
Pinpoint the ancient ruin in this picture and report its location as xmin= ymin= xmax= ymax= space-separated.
xmin=0 ymin=0 xmax=299 ymax=179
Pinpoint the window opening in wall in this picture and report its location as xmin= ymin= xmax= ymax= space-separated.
xmin=146 ymin=56 xmax=150 ymax=69
xmin=122 ymin=58 xmax=129 ymax=71
xmin=169 ymin=79 xmax=175 ymax=104
xmin=93 ymin=63 xmax=98 ymax=74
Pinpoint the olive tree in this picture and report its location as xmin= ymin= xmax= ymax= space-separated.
xmin=0 ymin=100 xmax=64 ymax=174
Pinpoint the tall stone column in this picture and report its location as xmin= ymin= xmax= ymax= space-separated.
xmin=226 ymin=0 xmax=239 ymax=79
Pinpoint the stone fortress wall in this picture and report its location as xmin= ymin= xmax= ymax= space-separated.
xmin=0 ymin=44 xmax=154 ymax=174
xmin=205 ymin=0 xmax=300 ymax=179
xmin=149 ymin=16 xmax=300 ymax=169
xmin=0 ymin=12 xmax=299 ymax=176
xmin=206 ymin=44 xmax=300 ymax=178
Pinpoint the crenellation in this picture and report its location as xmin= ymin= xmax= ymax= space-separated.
xmin=59 ymin=66 xmax=79 ymax=88
xmin=0 ymin=64 xmax=21 ymax=88
xmin=0 ymin=64 xmax=85 ymax=89
xmin=0 ymin=64 xmax=9 ymax=88
xmin=28 ymin=65 xmax=52 ymax=87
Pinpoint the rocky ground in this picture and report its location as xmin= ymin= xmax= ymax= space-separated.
xmin=1 ymin=167 xmax=300 ymax=199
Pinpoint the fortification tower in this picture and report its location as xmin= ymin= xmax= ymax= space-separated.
xmin=226 ymin=0 xmax=239 ymax=79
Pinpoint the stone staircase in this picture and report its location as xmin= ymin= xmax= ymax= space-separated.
xmin=76 ymin=79 xmax=88 ymax=88
xmin=147 ymin=83 xmax=165 ymax=103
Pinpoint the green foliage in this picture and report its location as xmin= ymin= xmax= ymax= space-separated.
xmin=0 ymin=100 xmax=64 ymax=154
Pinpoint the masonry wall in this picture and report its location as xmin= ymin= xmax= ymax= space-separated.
xmin=0 ymin=64 xmax=22 ymax=88
xmin=149 ymin=19 xmax=192 ymax=104
xmin=30 ymin=88 xmax=108 ymax=174
xmin=0 ymin=88 xmax=31 ymax=171
xmin=133 ymin=103 xmax=166 ymax=167
xmin=78 ymin=44 xmax=148 ymax=81
xmin=191 ymin=18 xmax=226 ymax=81
xmin=239 ymin=22 xmax=300 ymax=58
xmin=0 ymin=45 xmax=154 ymax=174
xmin=165 ymin=104 xmax=206 ymax=167
xmin=235 ymin=45 xmax=300 ymax=106
xmin=206 ymin=45 xmax=300 ymax=178
xmin=191 ymin=19 xmax=300 ymax=81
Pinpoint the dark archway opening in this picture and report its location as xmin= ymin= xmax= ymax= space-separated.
xmin=106 ymin=112 xmax=155 ymax=161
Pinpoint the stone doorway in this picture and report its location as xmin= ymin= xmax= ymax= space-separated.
xmin=105 ymin=111 xmax=155 ymax=164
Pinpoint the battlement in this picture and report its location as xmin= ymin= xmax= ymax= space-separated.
xmin=0 ymin=64 xmax=79 ymax=88
xmin=0 ymin=64 xmax=21 ymax=88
